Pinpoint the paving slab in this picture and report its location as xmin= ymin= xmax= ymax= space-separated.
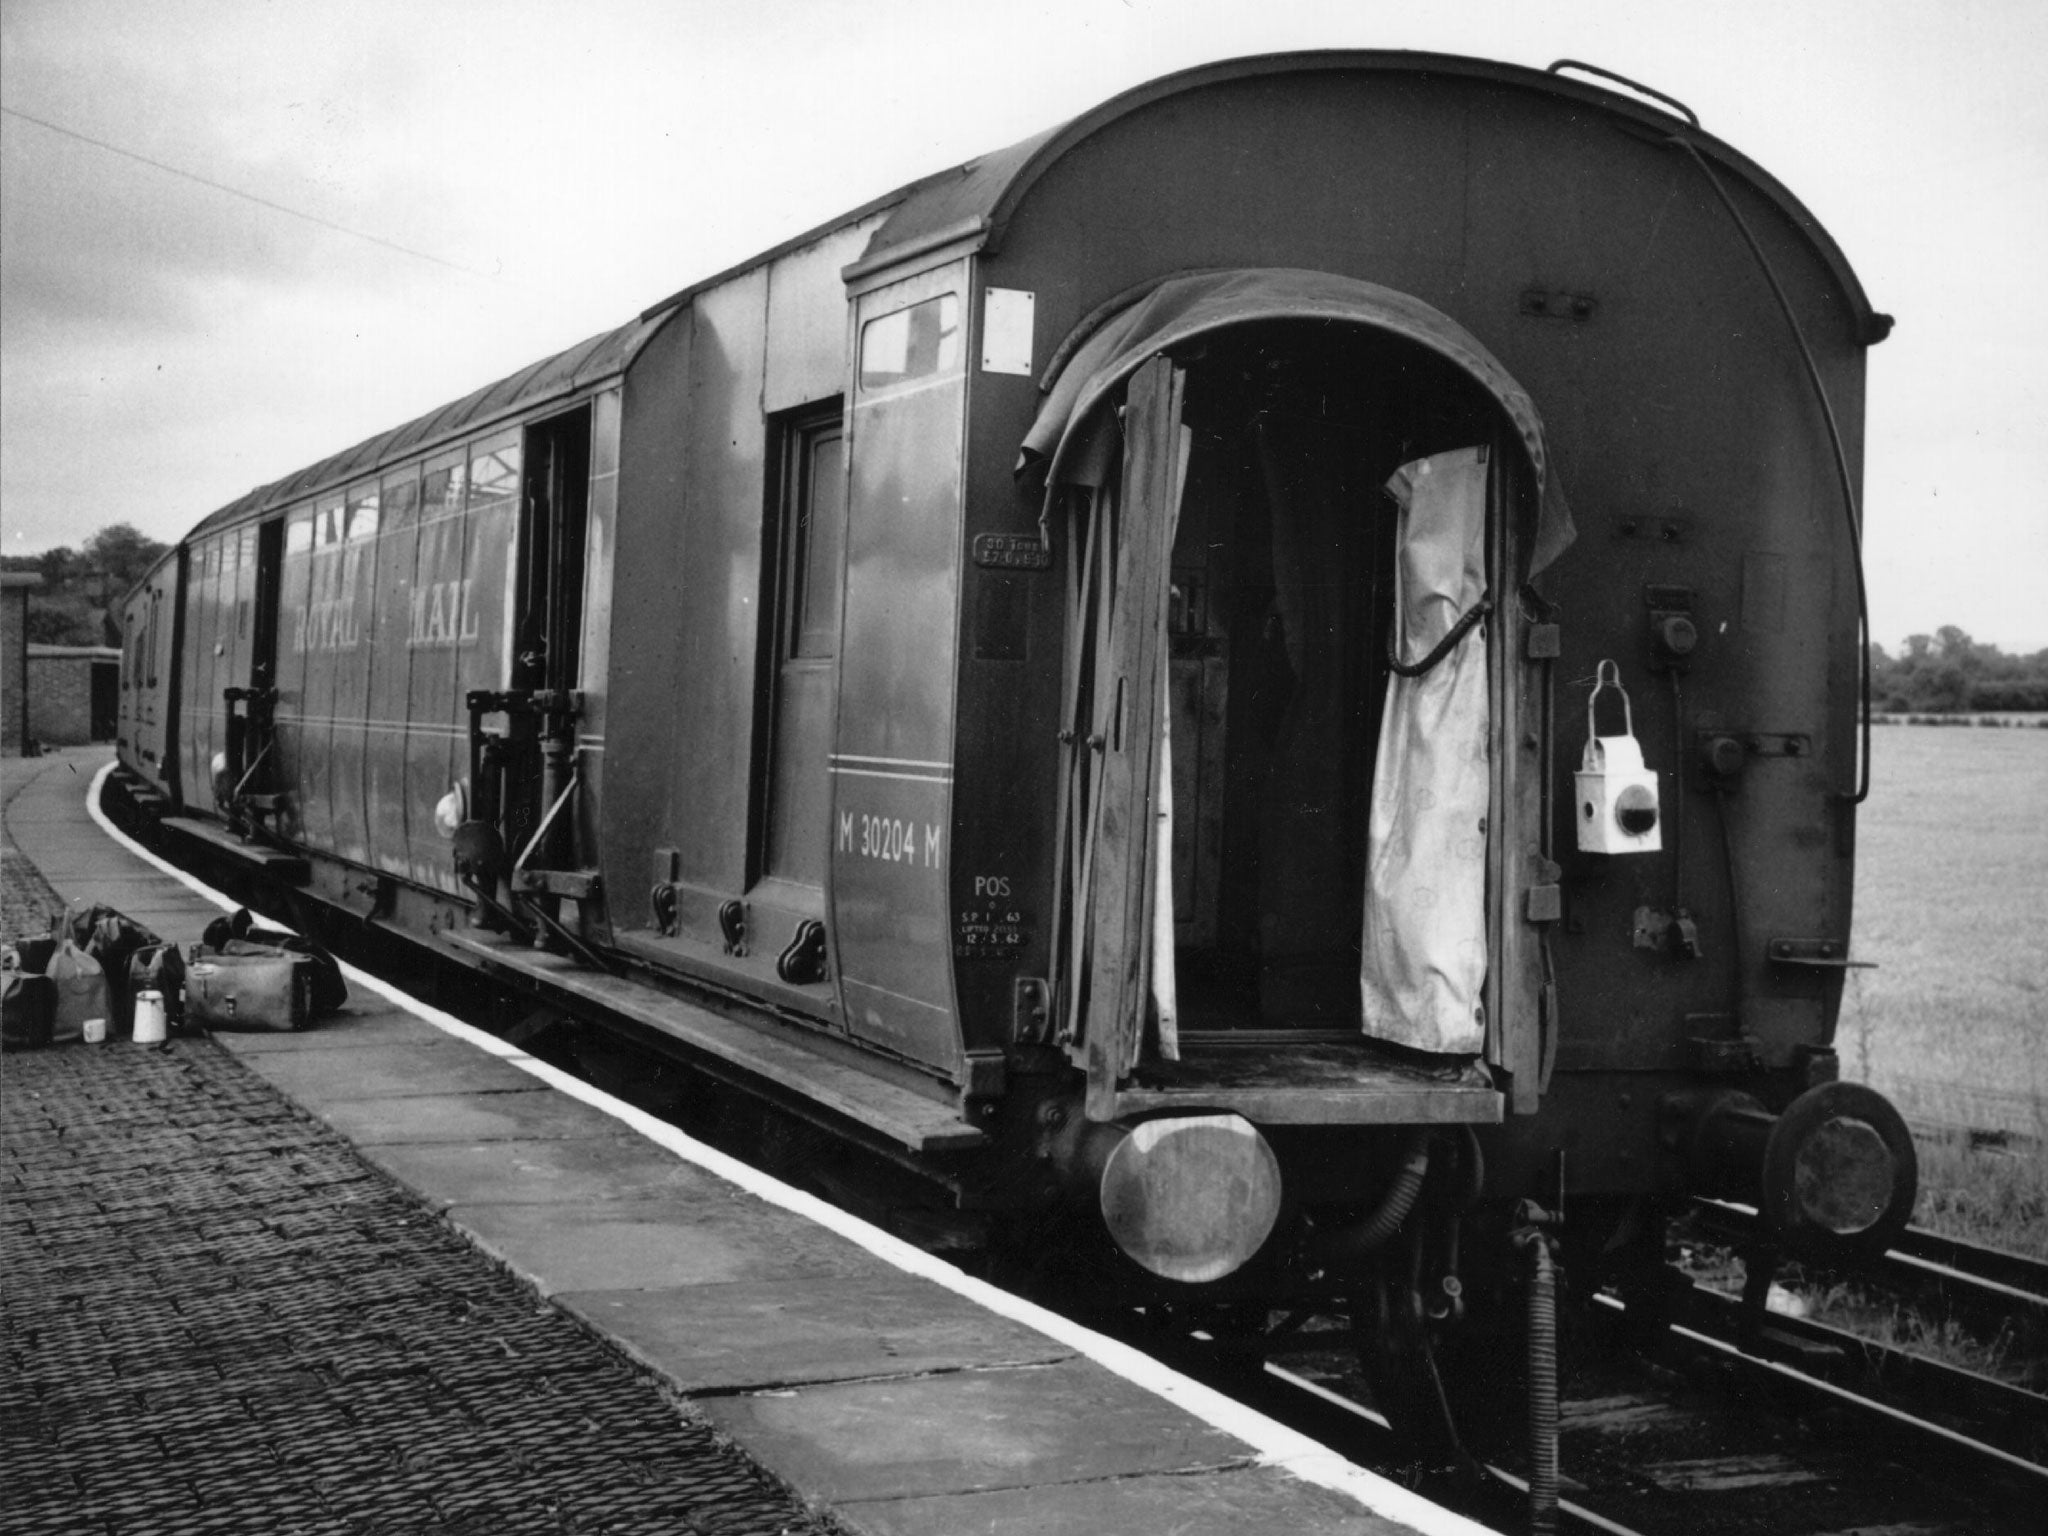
xmin=699 ymin=1357 xmax=1253 ymax=1503
xmin=213 ymin=1009 xmax=451 ymax=1051
xmin=230 ymin=1038 xmax=544 ymax=1100
xmin=556 ymin=1276 xmax=1075 ymax=1392
xmin=447 ymin=1191 xmax=882 ymax=1294
xmin=309 ymin=1086 xmax=624 ymax=1145
xmin=838 ymin=1463 xmax=1412 ymax=1536
xmin=359 ymin=1131 xmax=723 ymax=1210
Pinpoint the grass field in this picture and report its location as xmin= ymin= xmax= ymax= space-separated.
xmin=1840 ymin=723 xmax=2048 ymax=1255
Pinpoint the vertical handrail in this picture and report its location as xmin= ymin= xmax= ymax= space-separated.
xmin=1671 ymin=137 xmax=1875 ymax=804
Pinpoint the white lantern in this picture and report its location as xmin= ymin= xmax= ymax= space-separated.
xmin=1576 ymin=660 xmax=1662 ymax=855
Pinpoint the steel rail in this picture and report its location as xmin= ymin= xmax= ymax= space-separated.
xmin=1687 ymin=1199 xmax=2048 ymax=1342
xmin=1259 ymin=1360 xmax=1646 ymax=1536
xmin=1595 ymin=1292 xmax=2048 ymax=1493
xmin=1668 ymin=1282 xmax=2047 ymax=1466
xmin=1892 ymin=1225 xmax=2048 ymax=1301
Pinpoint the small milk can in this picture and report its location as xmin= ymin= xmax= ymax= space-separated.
xmin=132 ymin=989 xmax=168 ymax=1045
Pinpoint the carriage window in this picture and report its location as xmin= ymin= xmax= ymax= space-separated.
xmin=470 ymin=443 xmax=520 ymax=505
xmin=422 ymin=460 xmax=464 ymax=522
xmin=238 ymin=525 xmax=259 ymax=637
xmin=859 ymin=293 xmax=960 ymax=391
xmin=781 ymin=411 xmax=845 ymax=660
xmin=345 ymin=484 xmax=380 ymax=544
xmin=382 ymin=467 xmax=420 ymax=524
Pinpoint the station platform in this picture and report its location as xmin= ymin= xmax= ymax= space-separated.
xmin=3 ymin=749 xmax=1483 ymax=1536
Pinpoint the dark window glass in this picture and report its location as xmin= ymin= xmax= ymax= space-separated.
xmin=791 ymin=428 xmax=845 ymax=659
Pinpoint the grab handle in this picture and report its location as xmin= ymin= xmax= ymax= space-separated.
xmin=1547 ymin=60 xmax=1700 ymax=128
xmin=1585 ymin=658 xmax=1635 ymax=743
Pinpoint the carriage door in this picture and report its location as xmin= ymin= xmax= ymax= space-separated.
xmin=498 ymin=407 xmax=591 ymax=878
xmin=246 ymin=517 xmax=283 ymax=776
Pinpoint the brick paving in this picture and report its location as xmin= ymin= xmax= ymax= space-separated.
xmin=2 ymin=755 xmax=69 ymax=936
xmin=1 ymin=761 xmax=839 ymax=1536
xmin=0 ymin=1034 xmax=839 ymax=1536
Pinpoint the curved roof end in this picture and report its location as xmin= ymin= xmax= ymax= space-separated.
xmin=860 ymin=50 xmax=1881 ymax=339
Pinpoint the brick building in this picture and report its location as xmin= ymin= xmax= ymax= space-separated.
xmin=27 ymin=645 xmax=122 ymax=747
xmin=2 ymin=572 xmax=38 ymax=755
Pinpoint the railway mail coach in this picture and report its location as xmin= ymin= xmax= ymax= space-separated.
xmin=117 ymin=52 xmax=1915 ymax=1306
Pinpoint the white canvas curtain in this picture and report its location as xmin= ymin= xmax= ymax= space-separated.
xmin=1360 ymin=446 xmax=1492 ymax=1054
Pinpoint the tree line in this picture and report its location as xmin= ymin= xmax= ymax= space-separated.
xmin=1871 ymin=627 xmax=2048 ymax=714
xmin=2 ymin=523 xmax=169 ymax=647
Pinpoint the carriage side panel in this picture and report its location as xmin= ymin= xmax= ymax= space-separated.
xmin=600 ymin=313 xmax=694 ymax=932
xmin=324 ymin=486 xmax=380 ymax=865
xmin=402 ymin=451 xmax=471 ymax=892
xmin=665 ymin=273 xmax=770 ymax=911
xmin=364 ymin=466 xmax=421 ymax=876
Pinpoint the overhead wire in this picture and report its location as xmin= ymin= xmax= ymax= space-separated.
xmin=1 ymin=105 xmax=512 ymax=286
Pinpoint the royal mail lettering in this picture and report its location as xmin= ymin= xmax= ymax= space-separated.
xmin=407 ymin=579 xmax=483 ymax=649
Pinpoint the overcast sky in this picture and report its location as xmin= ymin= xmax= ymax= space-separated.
xmin=3 ymin=0 xmax=2043 ymax=649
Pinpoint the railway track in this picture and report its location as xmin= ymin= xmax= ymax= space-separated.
xmin=1087 ymin=1197 xmax=2048 ymax=1536
xmin=1132 ymin=1294 xmax=2044 ymax=1536
xmin=1687 ymin=1197 xmax=2048 ymax=1330
xmin=1893 ymin=1221 xmax=2048 ymax=1303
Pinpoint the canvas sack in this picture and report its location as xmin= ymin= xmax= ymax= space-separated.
xmin=46 ymin=938 xmax=110 ymax=1045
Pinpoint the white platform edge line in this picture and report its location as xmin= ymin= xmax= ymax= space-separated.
xmin=84 ymin=761 xmax=1488 ymax=1536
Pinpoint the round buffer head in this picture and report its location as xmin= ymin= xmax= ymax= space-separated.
xmin=1761 ymin=1082 xmax=1918 ymax=1256
xmin=1098 ymin=1113 xmax=1283 ymax=1285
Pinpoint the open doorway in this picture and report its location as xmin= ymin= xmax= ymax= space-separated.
xmin=498 ymin=405 xmax=591 ymax=868
xmin=1160 ymin=323 xmax=1504 ymax=1037
xmin=1054 ymin=315 xmax=1528 ymax=1095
